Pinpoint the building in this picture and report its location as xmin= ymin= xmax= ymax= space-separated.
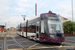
xmin=58 ymin=14 xmax=75 ymax=35
xmin=58 ymin=14 xmax=68 ymax=23
xmin=0 ymin=25 xmax=5 ymax=33
xmin=9 ymin=27 xmax=16 ymax=31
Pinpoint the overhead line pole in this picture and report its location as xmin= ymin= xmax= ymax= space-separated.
xmin=72 ymin=0 xmax=73 ymax=21
xmin=71 ymin=0 xmax=74 ymax=35
xmin=21 ymin=15 xmax=26 ymax=21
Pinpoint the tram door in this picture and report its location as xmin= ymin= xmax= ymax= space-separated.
xmin=36 ymin=21 xmax=39 ymax=38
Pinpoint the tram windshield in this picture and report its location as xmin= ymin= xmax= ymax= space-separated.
xmin=48 ymin=20 xmax=64 ymax=34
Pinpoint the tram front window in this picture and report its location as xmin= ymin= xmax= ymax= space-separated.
xmin=48 ymin=20 xmax=63 ymax=34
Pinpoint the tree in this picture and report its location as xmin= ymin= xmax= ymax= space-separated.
xmin=63 ymin=21 xmax=75 ymax=34
xmin=0 ymin=25 xmax=5 ymax=27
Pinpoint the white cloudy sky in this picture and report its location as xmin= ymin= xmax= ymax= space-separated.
xmin=0 ymin=0 xmax=75 ymax=28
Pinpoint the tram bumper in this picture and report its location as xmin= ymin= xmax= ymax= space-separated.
xmin=39 ymin=34 xmax=65 ymax=43
xmin=46 ymin=37 xmax=65 ymax=43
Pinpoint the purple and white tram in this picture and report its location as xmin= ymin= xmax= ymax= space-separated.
xmin=17 ymin=11 xmax=65 ymax=43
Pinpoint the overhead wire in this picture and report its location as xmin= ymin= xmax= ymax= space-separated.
xmin=8 ymin=0 xmax=44 ymax=16
xmin=26 ymin=0 xmax=44 ymax=15
xmin=9 ymin=0 xmax=14 ymax=14
xmin=38 ymin=0 xmax=44 ymax=5
xmin=8 ymin=0 xmax=14 ymax=24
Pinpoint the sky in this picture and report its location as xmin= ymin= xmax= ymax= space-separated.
xmin=0 ymin=0 xmax=75 ymax=28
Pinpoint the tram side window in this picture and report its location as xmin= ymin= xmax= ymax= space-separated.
xmin=24 ymin=27 xmax=26 ymax=32
xmin=41 ymin=20 xmax=44 ymax=33
xmin=23 ymin=24 xmax=26 ymax=32
xmin=31 ymin=23 xmax=36 ymax=33
xmin=27 ymin=24 xmax=32 ymax=32
xmin=27 ymin=23 xmax=36 ymax=33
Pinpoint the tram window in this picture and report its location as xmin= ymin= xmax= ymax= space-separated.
xmin=24 ymin=27 xmax=26 ymax=32
xmin=41 ymin=20 xmax=44 ymax=33
xmin=31 ymin=23 xmax=36 ymax=33
xmin=27 ymin=23 xmax=32 ymax=32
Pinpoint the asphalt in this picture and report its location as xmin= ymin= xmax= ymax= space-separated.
xmin=14 ymin=36 xmax=75 ymax=50
xmin=64 ymin=36 xmax=75 ymax=46
xmin=0 ymin=31 xmax=75 ymax=50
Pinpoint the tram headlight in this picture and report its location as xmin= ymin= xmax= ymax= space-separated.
xmin=50 ymin=35 xmax=54 ymax=37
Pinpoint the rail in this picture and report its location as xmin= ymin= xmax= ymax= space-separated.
xmin=3 ymin=32 xmax=7 ymax=50
xmin=10 ymin=32 xmax=26 ymax=50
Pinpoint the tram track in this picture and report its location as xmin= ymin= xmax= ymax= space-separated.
xmin=10 ymin=32 xmax=26 ymax=50
xmin=5 ymin=31 xmax=26 ymax=50
xmin=4 ymin=36 xmax=7 ymax=50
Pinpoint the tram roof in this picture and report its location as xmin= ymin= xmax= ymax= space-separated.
xmin=28 ymin=15 xmax=40 ymax=21
xmin=21 ymin=15 xmax=40 ymax=27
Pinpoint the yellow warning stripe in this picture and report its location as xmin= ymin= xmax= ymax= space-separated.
xmin=60 ymin=42 xmax=63 ymax=47
xmin=27 ymin=46 xmax=55 ymax=50
xmin=7 ymin=43 xmax=17 ymax=46
xmin=28 ymin=43 xmax=39 ymax=48
xmin=7 ymin=48 xmax=23 ymax=50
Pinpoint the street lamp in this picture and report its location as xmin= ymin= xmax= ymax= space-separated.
xmin=21 ymin=15 xmax=26 ymax=21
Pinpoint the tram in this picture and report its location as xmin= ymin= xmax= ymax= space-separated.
xmin=17 ymin=11 xmax=65 ymax=43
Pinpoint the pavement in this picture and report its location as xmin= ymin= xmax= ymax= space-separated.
xmin=0 ymin=31 xmax=75 ymax=50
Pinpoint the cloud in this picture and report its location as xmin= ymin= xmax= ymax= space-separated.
xmin=54 ymin=0 xmax=75 ymax=21
xmin=0 ymin=0 xmax=75 ymax=28
xmin=17 ymin=0 xmax=32 ymax=7
xmin=0 ymin=15 xmax=23 ymax=28
xmin=14 ymin=7 xmax=27 ymax=12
